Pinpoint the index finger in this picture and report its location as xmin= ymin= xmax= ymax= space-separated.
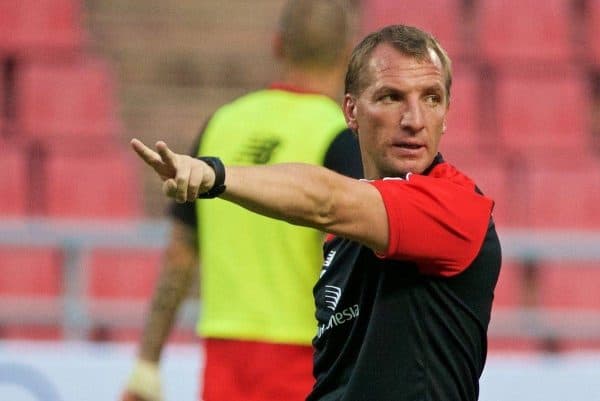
xmin=130 ymin=138 xmax=161 ymax=165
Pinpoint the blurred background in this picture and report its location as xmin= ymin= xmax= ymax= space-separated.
xmin=0 ymin=0 xmax=599 ymax=400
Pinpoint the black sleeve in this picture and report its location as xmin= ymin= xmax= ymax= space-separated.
xmin=167 ymin=123 xmax=207 ymax=228
xmin=323 ymin=128 xmax=363 ymax=179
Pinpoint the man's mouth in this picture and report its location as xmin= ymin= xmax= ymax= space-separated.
xmin=394 ymin=142 xmax=424 ymax=150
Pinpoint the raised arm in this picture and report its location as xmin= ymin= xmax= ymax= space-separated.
xmin=131 ymin=138 xmax=388 ymax=253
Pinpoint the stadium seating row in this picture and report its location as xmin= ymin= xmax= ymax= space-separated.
xmin=495 ymin=260 xmax=600 ymax=309
xmin=6 ymin=138 xmax=600 ymax=228
xmin=0 ymin=245 xmax=197 ymax=342
xmin=1 ymin=0 xmax=600 ymax=65
xmin=1 ymin=61 xmax=593 ymax=151
xmin=442 ymin=66 xmax=594 ymax=152
xmin=15 ymin=59 xmax=121 ymax=138
xmin=0 ymin=246 xmax=159 ymax=341
xmin=443 ymin=149 xmax=600 ymax=229
xmin=363 ymin=0 xmax=600 ymax=65
xmin=0 ymin=0 xmax=84 ymax=57
xmin=1 ymin=245 xmax=598 ymax=343
xmin=0 ymin=57 xmax=120 ymax=137
xmin=1 ymin=142 xmax=142 ymax=218
xmin=2 ymin=246 xmax=597 ymax=309
xmin=0 ymin=146 xmax=28 ymax=215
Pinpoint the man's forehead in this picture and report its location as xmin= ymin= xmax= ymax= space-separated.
xmin=366 ymin=44 xmax=444 ymax=84
xmin=368 ymin=44 xmax=440 ymax=72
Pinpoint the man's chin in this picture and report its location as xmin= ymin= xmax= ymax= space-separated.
xmin=394 ymin=161 xmax=427 ymax=176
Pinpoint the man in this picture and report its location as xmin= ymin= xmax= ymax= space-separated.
xmin=122 ymin=1 xmax=361 ymax=401
xmin=132 ymin=25 xmax=502 ymax=401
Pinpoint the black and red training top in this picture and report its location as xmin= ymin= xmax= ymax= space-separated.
xmin=309 ymin=154 xmax=502 ymax=401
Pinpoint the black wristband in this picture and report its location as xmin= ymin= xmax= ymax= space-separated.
xmin=196 ymin=156 xmax=227 ymax=198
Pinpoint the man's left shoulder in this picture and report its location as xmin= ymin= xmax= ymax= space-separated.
xmin=427 ymin=161 xmax=479 ymax=191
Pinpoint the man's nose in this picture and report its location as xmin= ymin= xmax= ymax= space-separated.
xmin=400 ymin=100 xmax=424 ymax=133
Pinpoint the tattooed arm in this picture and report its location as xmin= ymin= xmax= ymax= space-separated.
xmin=139 ymin=219 xmax=198 ymax=362
xmin=122 ymin=219 xmax=198 ymax=401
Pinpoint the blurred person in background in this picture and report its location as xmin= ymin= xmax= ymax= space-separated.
xmin=132 ymin=24 xmax=501 ymax=401
xmin=121 ymin=1 xmax=361 ymax=400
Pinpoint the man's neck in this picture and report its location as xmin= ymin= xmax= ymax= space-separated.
xmin=279 ymin=64 xmax=345 ymax=103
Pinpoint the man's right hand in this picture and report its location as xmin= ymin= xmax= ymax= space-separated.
xmin=130 ymin=138 xmax=216 ymax=203
xmin=121 ymin=359 xmax=163 ymax=401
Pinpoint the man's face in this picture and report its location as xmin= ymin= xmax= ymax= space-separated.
xmin=343 ymin=44 xmax=449 ymax=179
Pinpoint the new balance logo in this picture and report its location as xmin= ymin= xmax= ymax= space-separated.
xmin=235 ymin=136 xmax=281 ymax=164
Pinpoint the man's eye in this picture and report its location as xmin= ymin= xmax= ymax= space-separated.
xmin=379 ymin=94 xmax=397 ymax=102
xmin=424 ymin=94 xmax=441 ymax=105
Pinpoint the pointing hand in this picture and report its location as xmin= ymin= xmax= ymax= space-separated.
xmin=130 ymin=138 xmax=215 ymax=202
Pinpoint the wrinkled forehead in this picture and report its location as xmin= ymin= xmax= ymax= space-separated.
xmin=365 ymin=44 xmax=445 ymax=85
xmin=371 ymin=46 xmax=441 ymax=71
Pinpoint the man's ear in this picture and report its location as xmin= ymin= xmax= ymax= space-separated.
xmin=343 ymin=94 xmax=359 ymax=132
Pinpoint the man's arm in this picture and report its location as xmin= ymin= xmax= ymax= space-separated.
xmin=122 ymin=220 xmax=198 ymax=401
xmin=139 ymin=220 xmax=198 ymax=361
xmin=130 ymin=139 xmax=389 ymax=253
xmin=222 ymin=163 xmax=386 ymax=250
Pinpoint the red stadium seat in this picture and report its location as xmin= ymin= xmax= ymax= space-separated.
xmin=361 ymin=0 xmax=464 ymax=59
xmin=0 ymin=246 xmax=63 ymax=297
xmin=0 ymin=145 xmax=28 ymax=216
xmin=527 ymin=166 xmax=600 ymax=228
xmin=0 ymin=325 xmax=63 ymax=340
xmin=588 ymin=0 xmax=600 ymax=66
xmin=0 ymin=246 xmax=64 ymax=340
xmin=0 ymin=0 xmax=83 ymax=55
xmin=84 ymin=247 xmax=164 ymax=341
xmin=537 ymin=261 xmax=600 ymax=309
xmin=475 ymin=0 xmax=574 ymax=64
xmin=474 ymin=165 xmax=516 ymax=228
xmin=495 ymin=71 xmax=589 ymax=151
xmin=488 ymin=259 xmax=546 ymax=353
xmin=85 ymin=248 xmax=163 ymax=300
xmin=487 ymin=338 xmax=541 ymax=353
xmin=444 ymin=67 xmax=480 ymax=146
xmin=517 ymin=146 xmax=600 ymax=171
xmin=492 ymin=261 xmax=523 ymax=308
xmin=43 ymin=149 xmax=142 ymax=218
xmin=0 ymin=68 xmax=4 ymax=130
xmin=16 ymin=59 xmax=121 ymax=138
